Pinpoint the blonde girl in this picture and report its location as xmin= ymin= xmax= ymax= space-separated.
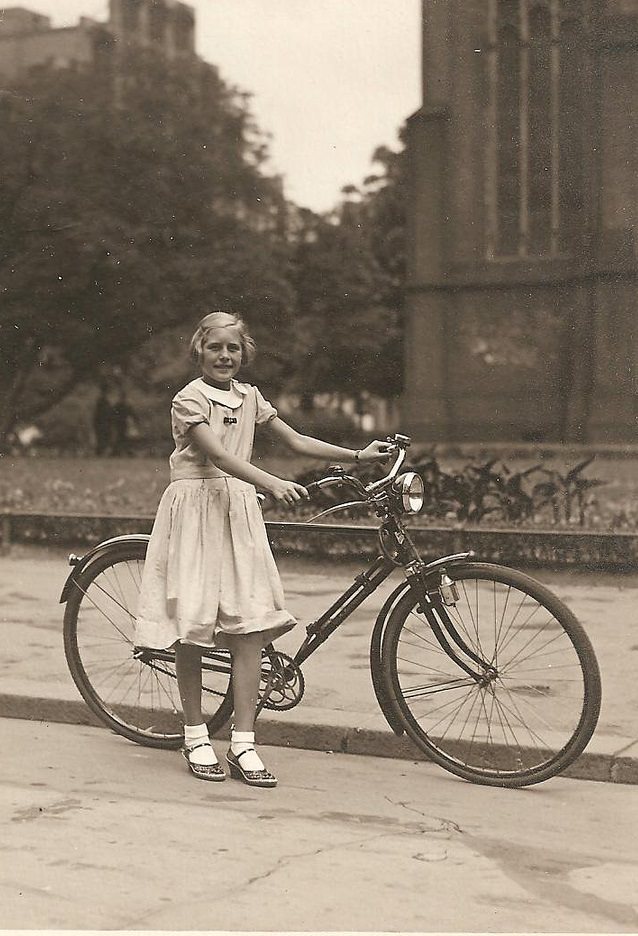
xmin=135 ymin=311 xmax=392 ymax=787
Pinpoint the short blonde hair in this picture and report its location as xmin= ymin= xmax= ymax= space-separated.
xmin=189 ymin=311 xmax=257 ymax=366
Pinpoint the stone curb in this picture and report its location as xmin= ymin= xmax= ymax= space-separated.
xmin=1 ymin=692 xmax=635 ymax=786
xmin=2 ymin=511 xmax=638 ymax=571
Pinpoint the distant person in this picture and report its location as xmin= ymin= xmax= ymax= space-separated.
xmin=134 ymin=311 xmax=393 ymax=786
xmin=111 ymin=389 xmax=138 ymax=456
xmin=93 ymin=384 xmax=115 ymax=456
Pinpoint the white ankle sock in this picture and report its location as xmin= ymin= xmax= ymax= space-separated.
xmin=230 ymin=730 xmax=265 ymax=772
xmin=184 ymin=724 xmax=218 ymax=766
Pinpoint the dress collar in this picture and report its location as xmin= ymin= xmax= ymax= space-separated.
xmin=194 ymin=377 xmax=247 ymax=409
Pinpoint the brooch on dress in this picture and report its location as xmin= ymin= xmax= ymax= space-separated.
xmin=224 ymin=416 xmax=238 ymax=425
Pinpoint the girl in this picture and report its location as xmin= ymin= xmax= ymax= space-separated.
xmin=135 ymin=311 xmax=392 ymax=787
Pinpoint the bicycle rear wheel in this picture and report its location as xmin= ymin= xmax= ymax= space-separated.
xmin=382 ymin=563 xmax=601 ymax=786
xmin=63 ymin=542 xmax=234 ymax=748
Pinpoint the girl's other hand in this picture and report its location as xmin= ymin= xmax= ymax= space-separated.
xmin=267 ymin=478 xmax=309 ymax=507
xmin=358 ymin=440 xmax=397 ymax=462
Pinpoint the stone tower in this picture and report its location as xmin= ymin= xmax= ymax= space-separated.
xmin=108 ymin=0 xmax=195 ymax=57
xmin=0 ymin=0 xmax=196 ymax=79
xmin=402 ymin=0 xmax=637 ymax=443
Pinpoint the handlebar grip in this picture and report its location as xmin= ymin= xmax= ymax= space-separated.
xmin=304 ymin=477 xmax=345 ymax=497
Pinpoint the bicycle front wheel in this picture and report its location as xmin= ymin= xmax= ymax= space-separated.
xmin=63 ymin=542 xmax=234 ymax=748
xmin=382 ymin=563 xmax=601 ymax=787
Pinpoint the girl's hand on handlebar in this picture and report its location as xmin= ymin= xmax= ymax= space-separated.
xmin=357 ymin=440 xmax=397 ymax=463
xmin=266 ymin=478 xmax=310 ymax=506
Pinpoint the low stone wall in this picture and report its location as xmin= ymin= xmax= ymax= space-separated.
xmin=268 ymin=521 xmax=638 ymax=572
xmin=1 ymin=511 xmax=637 ymax=571
xmin=0 ymin=512 xmax=155 ymax=551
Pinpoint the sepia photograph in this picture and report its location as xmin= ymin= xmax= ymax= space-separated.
xmin=0 ymin=0 xmax=637 ymax=932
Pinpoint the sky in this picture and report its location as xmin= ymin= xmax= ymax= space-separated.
xmin=6 ymin=0 xmax=422 ymax=211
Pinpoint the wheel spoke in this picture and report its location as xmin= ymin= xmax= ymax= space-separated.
xmin=401 ymin=677 xmax=477 ymax=699
xmin=388 ymin=565 xmax=600 ymax=786
xmin=64 ymin=548 xmax=233 ymax=747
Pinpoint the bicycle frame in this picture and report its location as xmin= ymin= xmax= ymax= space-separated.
xmin=59 ymin=433 xmax=603 ymax=785
xmin=61 ymin=529 xmax=476 ymax=682
xmin=291 ymin=554 xmax=395 ymax=667
xmin=59 ymin=437 xmax=486 ymax=716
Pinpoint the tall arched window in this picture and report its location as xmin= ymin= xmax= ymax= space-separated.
xmin=496 ymin=1 xmax=521 ymax=254
xmin=528 ymin=3 xmax=553 ymax=254
xmin=173 ymin=8 xmax=194 ymax=52
xmin=121 ymin=0 xmax=142 ymax=32
xmin=487 ymin=0 xmax=588 ymax=258
xmin=559 ymin=4 xmax=586 ymax=252
xmin=149 ymin=2 xmax=167 ymax=45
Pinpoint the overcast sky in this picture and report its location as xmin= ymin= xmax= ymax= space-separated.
xmin=6 ymin=0 xmax=422 ymax=211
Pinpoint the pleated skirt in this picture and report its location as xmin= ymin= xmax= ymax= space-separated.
xmin=134 ymin=478 xmax=296 ymax=650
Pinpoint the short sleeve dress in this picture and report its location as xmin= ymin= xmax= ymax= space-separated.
xmin=134 ymin=378 xmax=296 ymax=650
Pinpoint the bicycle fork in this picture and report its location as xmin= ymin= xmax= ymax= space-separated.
xmin=407 ymin=564 xmax=498 ymax=687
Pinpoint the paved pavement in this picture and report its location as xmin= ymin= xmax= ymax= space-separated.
xmin=1 ymin=717 xmax=637 ymax=932
xmin=1 ymin=544 xmax=637 ymax=783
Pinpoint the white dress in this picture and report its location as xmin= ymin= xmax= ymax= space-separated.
xmin=134 ymin=378 xmax=296 ymax=650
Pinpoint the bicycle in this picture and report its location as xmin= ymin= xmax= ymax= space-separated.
xmin=61 ymin=433 xmax=602 ymax=787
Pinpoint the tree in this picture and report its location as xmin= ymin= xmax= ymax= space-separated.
xmin=360 ymin=138 xmax=408 ymax=323
xmin=288 ymin=209 xmax=386 ymax=404
xmin=0 ymin=50 xmax=295 ymax=447
xmin=288 ymin=134 xmax=408 ymax=406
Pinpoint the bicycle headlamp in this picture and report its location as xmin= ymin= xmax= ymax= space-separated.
xmin=393 ymin=472 xmax=424 ymax=514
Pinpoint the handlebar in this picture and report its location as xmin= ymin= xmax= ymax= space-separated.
xmin=257 ymin=434 xmax=412 ymax=520
xmin=305 ymin=433 xmax=411 ymax=502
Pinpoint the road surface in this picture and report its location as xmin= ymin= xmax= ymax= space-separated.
xmin=1 ymin=718 xmax=636 ymax=932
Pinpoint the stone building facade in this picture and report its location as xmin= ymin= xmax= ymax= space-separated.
xmin=0 ymin=0 xmax=195 ymax=78
xmin=403 ymin=0 xmax=637 ymax=443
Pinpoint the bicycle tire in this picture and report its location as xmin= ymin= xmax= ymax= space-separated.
xmin=381 ymin=563 xmax=601 ymax=787
xmin=63 ymin=541 xmax=234 ymax=749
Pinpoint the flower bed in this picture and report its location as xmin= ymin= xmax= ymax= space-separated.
xmin=0 ymin=451 xmax=636 ymax=533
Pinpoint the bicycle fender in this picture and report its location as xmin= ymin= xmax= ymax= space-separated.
xmin=59 ymin=534 xmax=150 ymax=603
xmin=422 ymin=551 xmax=474 ymax=573
xmin=369 ymin=556 xmax=475 ymax=735
xmin=369 ymin=581 xmax=412 ymax=736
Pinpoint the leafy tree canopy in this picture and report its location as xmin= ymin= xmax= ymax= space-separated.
xmin=0 ymin=50 xmax=294 ymax=445
xmin=289 ymin=136 xmax=407 ymax=404
xmin=0 ymin=47 xmax=409 ymax=449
